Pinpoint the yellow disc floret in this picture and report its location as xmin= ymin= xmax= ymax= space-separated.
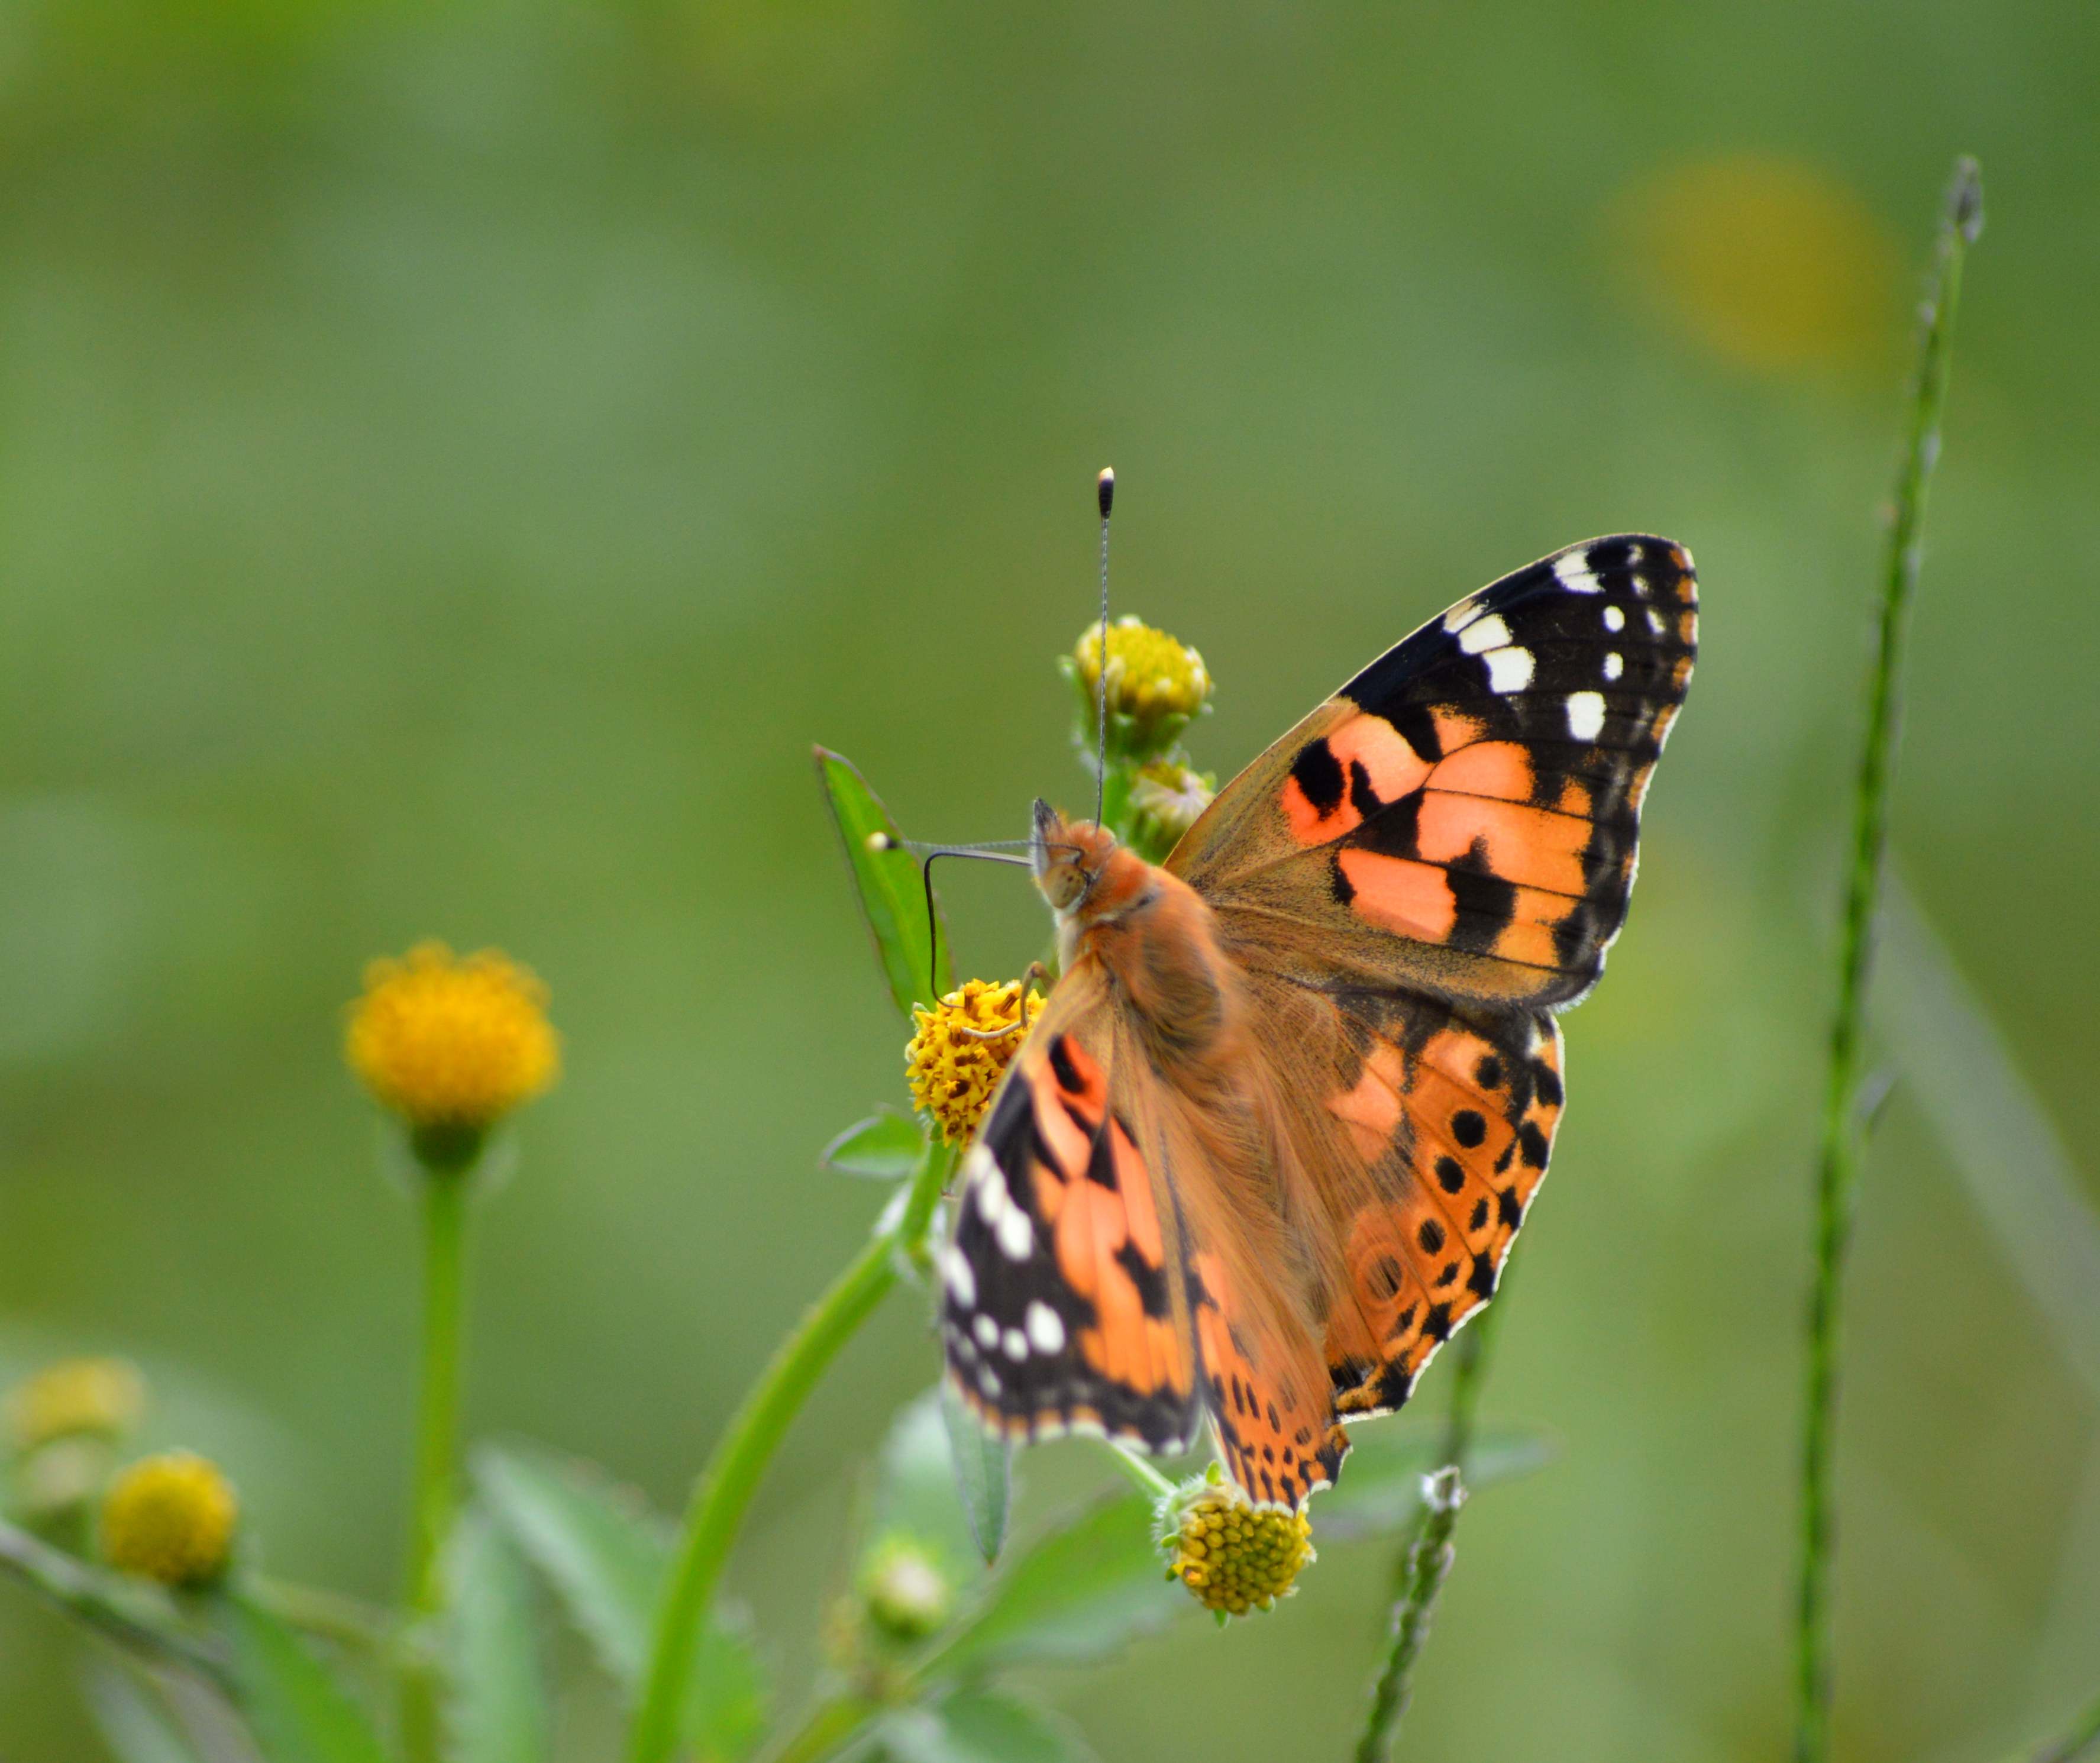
xmin=5 ymin=1358 xmax=146 ymax=1453
xmin=904 ymin=979 xmax=1041 ymax=1146
xmin=1068 ymin=615 xmax=1212 ymax=758
xmin=1163 ymin=1475 xmax=1314 ymax=1618
xmin=101 ymin=1452 xmax=238 ymax=1588
xmin=346 ymin=942 xmax=560 ymax=1139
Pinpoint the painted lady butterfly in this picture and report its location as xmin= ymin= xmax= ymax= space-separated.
xmin=938 ymin=536 xmax=1697 ymax=1509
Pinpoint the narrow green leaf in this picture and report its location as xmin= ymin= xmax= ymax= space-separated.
xmin=475 ymin=1445 xmax=766 ymax=1760
xmin=866 ymin=1391 xmax=994 ymax=1592
xmin=815 ymin=747 xmax=951 ymax=1017
xmin=937 ymin=1379 xmax=1011 ymax=1565
xmin=83 ymin=1662 xmax=206 ymax=1763
xmin=875 ymin=1690 xmax=1100 ymax=1763
xmin=917 ymin=1491 xmax=1178 ymax=1677
xmin=216 ymin=1593 xmax=389 ymax=1763
xmin=446 ymin=1507 xmax=550 ymax=1763
xmin=823 ymin=1113 xmax=929 ymax=1181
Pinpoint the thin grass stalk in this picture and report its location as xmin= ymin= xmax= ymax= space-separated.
xmin=627 ymin=1142 xmax=954 ymax=1763
xmin=1795 ymin=155 xmax=1983 ymax=1763
xmin=1355 ymin=1281 xmax=1509 ymax=1763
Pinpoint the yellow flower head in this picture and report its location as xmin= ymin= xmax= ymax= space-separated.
xmin=1067 ymin=615 xmax=1212 ymax=759
xmin=346 ymin=942 xmax=559 ymax=1148
xmin=1162 ymin=1472 xmax=1314 ymax=1619
xmin=859 ymin=1534 xmax=952 ymax=1644
xmin=101 ymin=1452 xmax=238 ymax=1588
xmin=5 ymin=1358 xmax=146 ymax=1454
xmin=1127 ymin=759 xmax=1216 ymax=860
xmin=904 ymin=979 xmax=1041 ymax=1146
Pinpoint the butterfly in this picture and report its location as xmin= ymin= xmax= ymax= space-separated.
xmin=936 ymin=535 xmax=1696 ymax=1509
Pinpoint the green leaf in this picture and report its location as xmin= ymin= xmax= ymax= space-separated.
xmin=937 ymin=1379 xmax=1011 ymax=1565
xmin=867 ymin=1391 xmax=997 ymax=1593
xmin=1314 ymin=1422 xmax=1553 ymax=1544
xmin=445 ymin=1507 xmax=550 ymax=1763
xmin=823 ymin=1112 xmax=928 ymax=1181
xmin=814 ymin=747 xmax=950 ymax=1017
xmin=216 ymin=1593 xmax=389 ymax=1763
xmin=83 ymin=1662 xmax=207 ymax=1763
xmin=476 ymin=1445 xmax=766 ymax=1761
xmin=874 ymin=1690 xmax=1100 ymax=1763
xmin=917 ymin=1491 xmax=1178 ymax=1677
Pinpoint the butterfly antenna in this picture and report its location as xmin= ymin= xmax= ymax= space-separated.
xmin=1093 ymin=466 xmax=1115 ymax=825
xmin=866 ymin=834 xmax=1039 ymax=1000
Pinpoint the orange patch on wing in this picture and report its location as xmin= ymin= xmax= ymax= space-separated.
xmin=1330 ymin=714 xmax=1433 ymax=803
xmin=1336 ymin=848 xmax=1458 ymax=940
xmin=1431 ymin=706 xmax=1485 ymax=754
xmin=1324 ymin=1041 xmax=1407 ymax=1163
xmin=1193 ymin=1252 xmax=1337 ymax=1509
xmin=1427 ymin=741 xmax=1534 ymax=803
xmin=1415 ymin=794 xmax=1591 ymax=898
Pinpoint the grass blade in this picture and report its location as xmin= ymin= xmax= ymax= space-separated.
xmin=1795 ymin=155 xmax=1983 ymax=1763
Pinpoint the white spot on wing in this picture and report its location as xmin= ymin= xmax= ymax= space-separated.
xmin=1026 ymin=1301 xmax=1066 ymax=1353
xmin=996 ymin=1207 xmax=1033 ymax=1261
xmin=973 ymin=1313 xmax=999 ymax=1348
xmin=1646 ymin=608 xmax=1666 ymax=635
xmin=1457 ymin=614 xmax=1511 ymax=655
xmin=1553 ymin=552 xmax=1600 ymax=591
xmin=1566 ymin=692 xmax=1607 ymax=741
xmin=1485 ymin=647 xmax=1534 ymax=693
xmin=1603 ymin=651 xmax=1624 ymax=682
xmin=1604 ymin=605 xmax=1625 ymax=632
xmin=942 ymin=1246 xmax=976 ymax=1307
xmin=1003 ymin=1329 xmax=1029 ymax=1362
xmin=1442 ymin=596 xmax=1479 ymax=632
xmin=978 ymin=1365 xmax=1001 ymax=1398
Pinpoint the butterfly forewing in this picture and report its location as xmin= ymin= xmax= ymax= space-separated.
xmin=1171 ymin=535 xmax=1696 ymax=1009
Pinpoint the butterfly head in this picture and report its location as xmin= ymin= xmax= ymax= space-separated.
xmin=1030 ymin=799 xmax=1120 ymax=916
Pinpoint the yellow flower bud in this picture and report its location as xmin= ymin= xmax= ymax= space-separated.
xmin=1127 ymin=760 xmax=1216 ymax=860
xmin=1162 ymin=1475 xmax=1314 ymax=1618
xmin=904 ymin=979 xmax=1041 ymax=1146
xmin=345 ymin=942 xmax=560 ymax=1158
xmin=101 ymin=1452 xmax=238 ymax=1588
xmin=5 ymin=1358 xmax=145 ymax=1453
xmin=1067 ymin=615 xmax=1212 ymax=759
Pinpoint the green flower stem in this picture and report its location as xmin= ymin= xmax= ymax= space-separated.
xmin=627 ymin=1142 xmax=955 ymax=1763
xmin=1796 ymin=156 xmax=1982 ymax=1763
xmin=0 ymin=1513 xmax=231 ymax=1691
xmin=1104 ymin=1439 xmax=1177 ymax=1500
xmin=1355 ymin=1286 xmax=1508 ymax=1763
xmin=402 ymin=1164 xmax=471 ymax=1762
xmin=759 ymin=1692 xmax=885 ymax=1763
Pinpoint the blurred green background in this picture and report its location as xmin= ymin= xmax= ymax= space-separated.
xmin=3 ymin=0 xmax=2097 ymax=1756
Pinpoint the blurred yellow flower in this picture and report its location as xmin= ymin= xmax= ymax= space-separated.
xmin=1070 ymin=615 xmax=1212 ymax=757
xmin=346 ymin=942 xmax=559 ymax=1141
xmin=1611 ymin=156 xmax=1899 ymax=370
xmin=5 ymin=1357 xmax=145 ymax=1453
xmin=1164 ymin=1476 xmax=1314 ymax=1618
xmin=904 ymin=979 xmax=1041 ymax=1146
xmin=101 ymin=1452 xmax=238 ymax=1588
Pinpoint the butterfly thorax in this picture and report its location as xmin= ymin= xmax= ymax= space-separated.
xmin=1032 ymin=800 xmax=1239 ymax=1073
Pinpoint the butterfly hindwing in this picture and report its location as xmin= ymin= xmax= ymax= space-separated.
xmin=1304 ymin=986 xmax=1564 ymax=1419
xmin=1170 ymin=535 xmax=1696 ymax=1008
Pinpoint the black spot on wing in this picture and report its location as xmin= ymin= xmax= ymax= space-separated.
xmin=1291 ymin=739 xmax=1345 ymax=815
